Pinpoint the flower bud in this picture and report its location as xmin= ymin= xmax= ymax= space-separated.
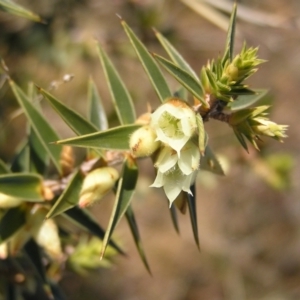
xmin=150 ymin=98 xmax=197 ymax=154
xmin=8 ymin=206 xmax=47 ymax=256
xmin=79 ymin=167 xmax=119 ymax=208
xmin=34 ymin=219 xmax=63 ymax=260
xmin=0 ymin=193 xmax=23 ymax=208
xmin=129 ymin=125 xmax=160 ymax=158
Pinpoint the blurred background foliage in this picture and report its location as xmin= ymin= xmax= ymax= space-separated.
xmin=0 ymin=0 xmax=299 ymax=299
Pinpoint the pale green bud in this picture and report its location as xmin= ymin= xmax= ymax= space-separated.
xmin=0 ymin=193 xmax=23 ymax=208
xmin=129 ymin=125 xmax=160 ymax=157
xmin=34 ymin=219 xmax=63 ymax=260
xmin=79 ymin=167 xmax=119 ymax=208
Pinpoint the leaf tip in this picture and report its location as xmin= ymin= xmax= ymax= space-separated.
xmin=116 ymin=14 xmax=123 ymax=21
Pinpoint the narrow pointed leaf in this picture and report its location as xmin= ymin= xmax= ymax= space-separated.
xmin=121 ymin=20 xmax=171 ymax=102
xmin=196 ymin=114 xmax=206 ymax=155
xmin=97 ymin=45 xmax=136 ymax=125
xmin=10 ymin=81 xmax=62 ymax=174
xmin=28 ymin=128 xmax=49 ymax=174
xmin=227 ymin=89 xmax=268 ymax=111
xmin=87 ymin=78 xmax=108 ymax=130
xmin=200 ymin=146 xmax=225 ymax=175
xmin=0 ymin=159 xmax=9 ymax=174
xmin=0 ymin=206 xmax=26 ymax=243
xmin=169 ymin=202 xmax=180 ymax=234
xmin=125 ymin=205 xmax=151 ymax=274
xmin=233 ymin=128 xmax=249 ymax=152
xmin=186 ymin=184 xmax=200 ymax=250
xmin=10 ymin=140 xmax=30 ymax=172
xmin=100 ymin=157 xmax=138 ymax=258
xmin=46 ymin=169 xmax=84 ymax=219
xmin=63 ymin=206 xmax=124 ymax=255
xmin=153 ymin=54 xmax=208 ymax=107
xmin=55 ymin=124 xmax=141 ymax=150
xmin=155 ymin=30 xmax=198 ymax=80
xmin=222 ymin=3 xmax=237 ymax=64
xmin=0 ymin=0 xmax=43 ymax=23
xmin=24 ymin=238 xmax=47 ymax=283
xmin=38 ymin=87 xmax=99 ymax=136
xmin=0 ymin=173 xmax=44 ymax=200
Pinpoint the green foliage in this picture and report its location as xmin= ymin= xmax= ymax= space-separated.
xmin=0 ymin=3 xmax=289 ymax=299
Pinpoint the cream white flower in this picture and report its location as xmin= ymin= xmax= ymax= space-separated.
xmin=150 ymin=98 xmax=197 ymax=154
xmin=150 ymin=166 xmax=197 ymax=205
xmin=155 ymin=142 xmax=200 ymax=175
xmin=151 ymin=140 xmax=200 ymax=204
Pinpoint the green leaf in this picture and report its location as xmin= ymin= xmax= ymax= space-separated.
xmin=38 ymin=87 xmax=99 ymax=136
xmin=10 ymin=140 xmax=30 ymax=173
xmin=125 ymin=205 xmax=151 ymax=274
xmin=233 ymin=128 xmax=248 ymax=152
xmin=46 ymin=169 xmax=84 ymax=219
xmin=154 ymin=30 xmax=198 ymax=80
xmin=100 ymin=157 xmax=138 ymax=258
xmin=63 ymin=206 xmax=125 ymax=255
xmin=169 ymin=202 xmax=180 ymax=234
xmin=0 ymin=206 xmax=26 ymax=243
xmin=227 ymin=89 xmax=268 ymax=111
xmin=97 ymin=45 xmax=136 ymax=125
xmin=10 ymin=81 xmax=62 ymax=174
xmin=153 ymin=54 xmax=208 ymax=107
xmin=222 ymin=2 xmax=237 ymax=64
xmin=87 ymin=77 xmax=108 ymax=130
xmin=0 ymin=173 xmax=44 ymax=201
xmin=24 ymin=238 xmax=47 ymax=284
xmin=28 ymin=128 xmax=49 ymax=174
xmin=196 ymin=114 xmax=206 ymax=155
xmin=121 ymin=20 xmax=171 ymax=103
xmin=0 ymin=0 xmax=44 ymax=23
xmin=55 ymin=124 xmax=141 ymax=150
xmin=0 ymin=159 xmax=9 ymax=174
xmin=200 ymin=146 xmax=225 ymax=175
xmin=187 ymin=184 xmax=200 ymax=250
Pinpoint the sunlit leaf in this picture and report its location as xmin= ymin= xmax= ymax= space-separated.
xmin=46 ymin=169 xmax=84 ymax=219
xmin=87 ymin=77 xmax=108 ymax=130
xmin=10 ymin=81 xmax=62 ymax=174
xmin=38 ymin=87 xmax=99 ymax=136
xmin=222 ymin=2 xmax=237 ymax=65
xmin=200 ymin=146 xmax=225 ymax=175
xmin=63 ymin=207 xmax=125 ymax=255
xmin=153 ymin=54 xmax=208 ymax=107
xmin=55 ymin=124 xmax=141 ymax=150
xmin=0 ymin=206 xmax=26 ymax=243
xmin=227 ymin=89 xmax=268 ymax=111
xmin=186 ymin=184 xmax=200 ymax=250
xmin=155 ymin=29 xmax=198 ymax=80
xmin=125 ymin=205 xmax=151 ymax=274
xmin=196 ymin=114 xmax=206 ymax=155
xmin=100 ymin=157 xmax=138 ymax=258
xmin=121 ymin=20 xmax=171 ymax=103
xmin=0 ymin=173 xmax=44 ymax=200
xmin=97 ymin=45 xmax=136 ymax=125
xmin=0 ymin=0 xmax=43 ymax=23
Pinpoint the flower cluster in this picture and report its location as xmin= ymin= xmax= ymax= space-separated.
xmin=130 ymin=98 xmax=201 ymax=205
xmin=229 ymin=106 xmax=288 ymax=150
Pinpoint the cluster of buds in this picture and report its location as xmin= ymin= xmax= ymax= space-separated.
xmin=200 ymin=44 xmax=265 ymax=105
xmin=130 ymin=98 xmax=201 ymax=205
xmin=229 ymin=106 xmax=288 ymax=150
